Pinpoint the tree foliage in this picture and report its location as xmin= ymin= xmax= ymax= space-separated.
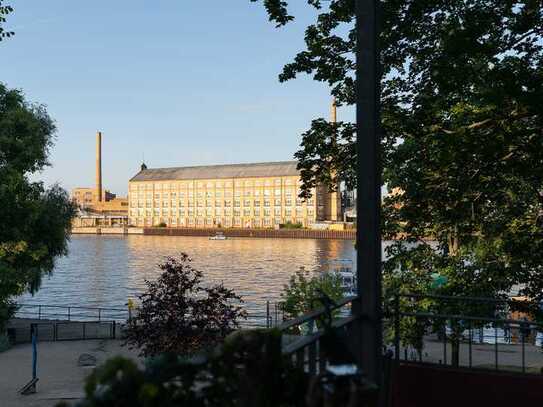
xmin=254 ymin=0 xmax=543 ymax=360
xmin=0 ymin=1 xmax=13 ymax=41
xmin=124 ymin=254 xmax=248 ymax=357
xmin=280 ymin=267 xmax=344 ymax=320
xmin=0 ymin=83 xmax=75 ymax=330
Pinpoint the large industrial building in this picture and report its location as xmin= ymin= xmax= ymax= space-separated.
xmin=128 ymin=161 xmax=342 ymax=228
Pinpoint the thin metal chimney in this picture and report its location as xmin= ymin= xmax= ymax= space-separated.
xmin=96 ymin=131 xmax=102 ymax=202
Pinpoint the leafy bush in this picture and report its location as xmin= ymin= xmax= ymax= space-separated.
xmin=124 ymin=254 xmax=247 ymax=357
xmin=280 ymin=267 xmax=344 ymax=320
xmin=156 ymin=222 xmax=167 ymax=228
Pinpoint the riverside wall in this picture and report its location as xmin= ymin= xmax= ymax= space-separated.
xmin=71 ymin=227 xmax=144 ymax=235
xmin=143 ymin=227 xmax=355 ymax=240
xmin=71 ymin=227 xmax=355 ymax=240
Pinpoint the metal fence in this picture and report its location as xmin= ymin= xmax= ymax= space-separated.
xmin=278 ymin=296 xmax=359 ymax=375
xmin=8 ymin=321 xmax=118 ymax=344
xmin=389 ymin=293 xmax=543 ymax=374
xmin=15 ymin=303 xmax=128 ymax=322
xmin=12 ymin=301 xmax=280 ymax=335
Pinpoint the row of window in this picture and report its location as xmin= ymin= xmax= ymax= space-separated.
xmin=130 ymin=179 xmax=303 ymax=191
xmin=130 ymin=198 xmax=316 ymax=208
xmin=130 ymin=208 xmax=316 ymax=217
xmin=130 ymin=217 xmax=309 ymax=227
xmin=130 ymin=188 xmax=309 ymax=199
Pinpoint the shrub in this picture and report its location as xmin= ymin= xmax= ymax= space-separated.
xmin=280 ymin=267 xmax=344 ymax=320
xmin=280 ymin=221 xmax=303 ymax=229
xmin=57 ymin=330 xmax=308 ymax=407
xmin=124 ymin=254 xmax=247 ymax=357
xmin=156 ymin=222 xmax=167 ymax=228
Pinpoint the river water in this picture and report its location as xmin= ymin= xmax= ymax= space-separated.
xmin=19 ymin=235 xmax=356 ymax=314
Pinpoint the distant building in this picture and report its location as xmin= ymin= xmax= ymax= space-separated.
xmin=71 ymin=132 xmax=128 ymax=224
xmin=72 ymin=187 xmax=116 ymax=210
xmin=128 ymin=161 xmax=342 ymax=228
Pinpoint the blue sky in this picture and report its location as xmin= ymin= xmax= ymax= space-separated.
xmin=0 ymin=1 xmax=353 ymax=195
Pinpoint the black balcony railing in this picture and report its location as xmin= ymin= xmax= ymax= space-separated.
xmin=276 ymin=296 xmax=360 ymax=374
xmin=389 ymin=293 xmax=543 ymax=374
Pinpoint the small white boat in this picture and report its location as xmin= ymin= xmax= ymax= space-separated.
xmin=209 ymin=231 xmax=227 ymax=240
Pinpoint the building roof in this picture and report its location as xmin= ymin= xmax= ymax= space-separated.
xmin=129 ymin=161 xmax=300 ymax=182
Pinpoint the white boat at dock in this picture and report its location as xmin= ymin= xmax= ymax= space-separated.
xmin=209 ymin=231 xmax=227 ymax=240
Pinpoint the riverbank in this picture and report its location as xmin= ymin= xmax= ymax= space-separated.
xmin=72 ymin=227 xmax=356 ymax=240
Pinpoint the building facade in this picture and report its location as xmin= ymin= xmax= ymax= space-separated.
xmin=128 ymin=161 xmax=340 ymax=228
xmin=72 ymin=188 xmax=117 ymax=210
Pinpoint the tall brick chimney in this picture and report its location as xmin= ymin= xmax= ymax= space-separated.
xmin=329 ymin=98 xmax=341 ymax=221
xmin=96 ymin=131 xmax=102 ymax=202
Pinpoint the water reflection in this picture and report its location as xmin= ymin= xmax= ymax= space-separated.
xmin=20 ymin=235 xmax=356 ymax=313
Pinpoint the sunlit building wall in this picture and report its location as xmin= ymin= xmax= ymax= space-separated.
xmin=128 ymin=161 xmax=339 ymax=228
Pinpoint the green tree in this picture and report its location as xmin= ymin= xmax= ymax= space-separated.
xmin=253 ymin=1 xmax=543 ymax=365
xmin=0 ymin=83 xmax=75 ymax=331
xmin=280 ymin=267 xmax=344 ymax=321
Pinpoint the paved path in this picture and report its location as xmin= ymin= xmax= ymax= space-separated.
xmin=0 ymin=339 xmax=141 ymax=407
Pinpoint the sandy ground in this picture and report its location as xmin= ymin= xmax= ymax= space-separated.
xmin=0 ymin=340 xmax=141 ymax=407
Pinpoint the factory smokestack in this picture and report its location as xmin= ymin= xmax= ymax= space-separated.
xmin=329 ymin=98 xmax=340 ymax=221
xmin=96 ymin=131 xmax=102 ymax=202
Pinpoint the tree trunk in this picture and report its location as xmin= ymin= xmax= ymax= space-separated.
xmin=448 ymin=225 xmax=460 ymax=256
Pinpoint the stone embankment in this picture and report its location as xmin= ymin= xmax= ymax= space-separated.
xmin=72 ymin=227 xmax=356 ymax=240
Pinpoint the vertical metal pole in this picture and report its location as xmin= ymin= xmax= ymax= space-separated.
xmin=38 ymin=305 xmax=41 ymax=320
xmin=68 ymin=307 xmax=71 ymax=321
xmin=266 ymin=301 xmax=270 ymax=329
xmin=355 ymin=0 xmax=382 ymax=388
xmin=522 ymin=326 xmax=526 ymax=373
xmin=31 ymin=324 xmax=37 ymax=380
xmin=468 ymin=320 xmax=472 ymax=368
xmin=394 ymin=294 xmax=400 ymax=364
xmin=98 ymin=308 xmax=101 ymax=322
xmin=495 ymin=326 xmax=498 ymax=370
xmin=443 ymin=323 xmax=447 ymax=365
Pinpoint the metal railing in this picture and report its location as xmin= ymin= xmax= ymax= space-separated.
xmin=14 ymin=302 xmax=276 ymax=328
xmin=15 ymin=303 xmax=129 ymax=322
xmin=390 ymin=293 xmax=543 ymax=374
xmin=277 ymin=296 xmax=359 ymax=374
